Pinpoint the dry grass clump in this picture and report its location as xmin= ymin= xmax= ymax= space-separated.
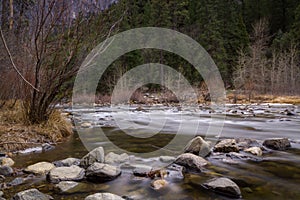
xmin=0 ymin=101 xmax=72 ymax=152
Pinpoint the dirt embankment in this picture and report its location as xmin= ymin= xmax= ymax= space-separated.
xmin=0 ymin=102 xmax=72 ymax=153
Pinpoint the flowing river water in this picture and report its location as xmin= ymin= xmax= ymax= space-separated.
xmin=7 ymin=103 xmax=300 ymax=199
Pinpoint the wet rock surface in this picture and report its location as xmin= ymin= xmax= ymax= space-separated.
xmin=263 ymin=138 xmax=291 ymax=150
xmin=175 ymin=153 xmax=208 ymax=172
xmin=184 ymin=136 xmax=211 ymax=157
xmin=47 ymin=165 xmax=85 ymax=183
xmin=86 ymin=162 xmax=121 ymax=182
xmin=12 ymin=189 xmax=53 ymax=200
xmin=80 ymin=147 xmax=105 ymax=169
xmin=214 ymin=139 xmax=239 ymax=153
xmin=85 ymin=193 xmax=124 ymax=200
xmin=202 ymin=177 xmax=241 ymax=198
xmin=24 ymin=162 xmax=55 ymax=175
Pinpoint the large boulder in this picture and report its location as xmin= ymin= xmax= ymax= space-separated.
xmin=85 ymin=193 xmax=124 ymax=200
xmin=12 ymin=188 xmax=53 ymax=200
xmin=263 ymin=138 xmax=291 ymax=150
xmin=202 ymin=177 xmax=241 ymax=198
xmin=24 ymin=162 xmax=55 ymax=175
xmin=53 ymin=158 xmax=80 ymax=167
xmin=86 ymin=162 xmax=121 ymax=182
xmin=184 ymin=136 xmax=211 ymax=157
xmin=214 ymin=139 xmax=239 ymax=153
xmin=174 ymin=153 xmax=208 ymax=172
xmin=105 ymin=152 xmax=129 ymax=165
xmin=80 ymin=147 xmax=105 ymax=168
xmin=47 ymin=165 xmax=85 ymax=183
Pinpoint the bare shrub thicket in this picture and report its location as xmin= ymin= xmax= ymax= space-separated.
xmin=234 ymin=19 xmax=300 ymax=98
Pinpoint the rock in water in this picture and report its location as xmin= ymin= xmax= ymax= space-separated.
xmin=184 ymin=136 xmax=211 ymax=157
xmin=55 ymin=181 xmax=79 ymax=193
xmin=151 ymin=179 xmax=168 ymax=190
xmin=245 ymin=147 xmax=263 ymax=156
xmin=202 ymin=177 xmax=241 ymax=198
xmin=174 ymin=153 xmax=208 ymax=172
xmin=85 ymin=193 xmax=124 ymax=200
xmin=86 ymin=162 xmax=121 ymax=182
xmin=0 ymin=157 xmax=15 ymax=167
xmin=0 ymin=166 xmax=13 ymax=176
xmin=24 ymin=162 xmax=55 ymax=175
xmin=53 ymin=158 xmax=80 ymax=167
xmin=105 ymin=152 xmax=129 ymax=165
xmin=12 ymin=188 xmax=53 ymax=200
xmin=80 ymin=147 xmax=105 ymax=168
xmin=263 ymin=138 xmax=291 ymax=150
xmin=47 ymin=165 xmax=85 ymax=183
xmin=132 ymin=165 xmax=152 ymax=177
xmin=214 ymin=139 xmax=239 ymax=153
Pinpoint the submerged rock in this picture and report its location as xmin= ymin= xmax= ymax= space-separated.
xmin=53 ymin=158 xmax=80 ymax=167
xmin=245 ymin=147 xmax=263 ymax=156
xmin=175 ymin=153 xmax=208 ymax=172
xmin=86 ymin=162 xmax=121 ymax=182
xmin=24 ymin=162 xmax=55 ymax=175
xmin=80 ymin=147 xmax=105 ymax=169
xmin=184 ymin=136 xmax=211 ymax=157
xmin=55 ymin=181 xmax=79 ymax=193
xmin=105 ymin=152 xmax=129 ymax=165
xmin=263 ymin=138 xmax=291 ymax=150
xmin=214 ymin=139 xmax=239 ymax=153
xmin=12 ymin=188 xmax=53 ymax=200
xmin=132 ymin=165 xmax=152 ymax=177
xmin=85 ymin=193 xmax=124 ymax=200
xmin=0 ymin=158 xmax=15 ymax=167
xmin=202 ymin=177 xmax=241 ymax=198
xmin=0 ymin=166 xmax=13 ymax=176
xmin=151 ymin=179 xmax=168 ymax=190
xmin=47 ymin=165 xmax=85 ymax=183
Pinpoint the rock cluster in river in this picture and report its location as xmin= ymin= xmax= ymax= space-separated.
xmin=0 ymin=135 xmax=294 ymax=199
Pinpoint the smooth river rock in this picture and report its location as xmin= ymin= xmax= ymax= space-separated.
xmin=55 ymin=181 xmax=79 ymax=193
xmin=80 ymin=147 xmax=105 ymax=169
xmin=47 ymin=165 xmax=85 ymax=183
xmin=214 ymin=139 xmax=239 ymax=153
xmin=245 ymin=147 xmax=263 ymax=156
xmin=53 ymin=158 xmax=80 ymax=167
xmin=12 ymin=188 xmax=53 ymax=200
xmin=203 ymin=177 xmax=241 ymax=198
xmin=174 ymin=153 xmax=208 ymax=172
xmin=184 ymin=136 xmax=211 ymax=157
xmin=24 ymin=162 xmax=55 ymax=175
xmin=0 ymin=157 xmax=15 ymax=167
xmin=263 ymin=138 xmax=291 ymax=150
xmin=86 ymin=162 xmax=121 ymax=182
xmin=85 ymin=193 xmax=124 ymax=200
xmin=105 ymin=152 xmax=129 ymax=165
xmin=0 ymin=165 xmax=13 ymax=176
xmin=151 ymin=179 xmax=168 ymax=190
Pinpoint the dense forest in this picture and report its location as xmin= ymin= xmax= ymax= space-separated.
xmin=0 ymin=0 xmax=300 ymax=123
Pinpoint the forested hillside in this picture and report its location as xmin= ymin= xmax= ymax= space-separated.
xmin=0 ymin=0 xmax=300 ymax=122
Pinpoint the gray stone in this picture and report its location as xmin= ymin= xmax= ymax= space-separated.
xmin=105 ymin=152 xmax=129 ymax=165
xmin=47 ymin=165 xmax=85 ymax=183
xmin=0 ymin=166 xmax=13 ymax=176
xmin=175 ymin=153 xmax=208 ymax=172
xmin=80 ymin=147 xmax=105 ymax=168
xmin=263 ymin=138 xmax=291 ymax=150
xmin=132 ymin=165 xmax=152 ymax=177
xmin=12 ymin=189 xmax=53 ymax=200
xmin=184 ymin=136 xmax=211 ymax=157
xmin=214 ymin=139 xmax=239 ymax=153
xmin=42 ymin=143 xmax=55 ymax=152
xmin=24 ymin=162 xmax=55 ymax=175
xmin=159 ymin=156 xmax=176 ymax=163
xmin=8 ymin=177 xmax=24 ymax=187
xmin=86 ymin=162 xmax=121 ymax=182
xmin=55 ymin=181 xmax=79 ymax=193
xmin=203 ymin=177 xmax=241 ymax=198
xmin=85 ymin=193 xmax=124 ymax=200
xmin=53 ymin=158 xmax=80 ymax=167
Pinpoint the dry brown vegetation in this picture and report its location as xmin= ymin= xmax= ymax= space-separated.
xmin=0 ymin=101 xmax=72 ymax=152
